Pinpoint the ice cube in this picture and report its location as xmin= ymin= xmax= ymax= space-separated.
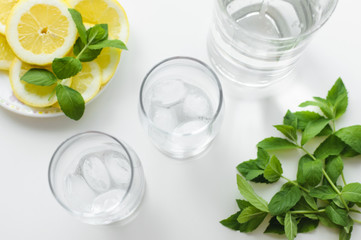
xmin=150 ymin=106 xmax=179 ymax=132
xmin=64 ymin=174 xmax=96 ymax=212
xmin=151 ymin=79 xmax=187 ymax=107
xmin=182 ymin=90 xmax=212 ymax=120
xmin=103 ymin=150 xmax=131 ymax=188
xmin=91 ymin=189 xmax=126 ymax=214
xmin=81 ymin=154 xmax=111 ymax=193
xmin=173 ymin=119 xmax=211 ymax=148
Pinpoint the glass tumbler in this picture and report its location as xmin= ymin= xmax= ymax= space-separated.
xmin=139 ymin=56 xmax=224 ymax=159
xmin=48 ymin=131 xmax=145 ymax=225
xmin=208 ymin=0 xmax=338 ymax=87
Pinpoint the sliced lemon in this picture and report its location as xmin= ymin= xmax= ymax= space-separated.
xmin=0 ymin=33 xmax=15 ymax=70
xmin=96 ymin=46 xmax=121 ymax=85
xmin=71 ymin=61 xmax=101 ymax=103
xmin=9 ymin=58 xmax=71 ymax=107
xmin=69 ymin=0 xmax=129 ymax=42
xmin=0 ymin=0 xmax=19 ymax=34
xmin=6 ymin=0 xmax=77 ymax=66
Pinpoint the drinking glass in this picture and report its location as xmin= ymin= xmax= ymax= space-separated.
xmin=208 ymin=0 xmax=338 ymax=87
xmin=139 ymin=57 xmax=224 ymax=159
xmin=48 ymin=131 xmax=145 ymax=225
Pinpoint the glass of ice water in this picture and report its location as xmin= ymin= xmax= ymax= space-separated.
xmin=208 ymin=0 xmax=338 ymax=87
xmin=48 ymin=131 xmax=145 ymax=225
xmin=139 ymin=56 xmax=224 ymax=159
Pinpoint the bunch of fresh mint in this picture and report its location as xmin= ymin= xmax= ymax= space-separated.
xmin=221 ymin=78 xmax=361 ymax=240
xmin=20 ymin=9 xmax=127 ymax=120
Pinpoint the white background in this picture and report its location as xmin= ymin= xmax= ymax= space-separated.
xmin=1 ymin=0 xmax=361 ymax=239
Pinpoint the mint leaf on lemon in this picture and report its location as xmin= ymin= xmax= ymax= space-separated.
xmin=21 ymin=69 xmax=57 ymax=86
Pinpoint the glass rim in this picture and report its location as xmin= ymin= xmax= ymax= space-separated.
xmin=139 ymin=56 xmax=224 ymax=137
xmin=48 ymin=131 xmax=135 ymax=217
xmin=216 ymin=0 xmax=339 ymax=42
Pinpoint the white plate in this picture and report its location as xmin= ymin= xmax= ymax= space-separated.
xmin=0 ymin=68 xmax=111 ymax=118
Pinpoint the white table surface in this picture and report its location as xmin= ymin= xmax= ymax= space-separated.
xmin=1 ymin=0 xmax=361 ymax=239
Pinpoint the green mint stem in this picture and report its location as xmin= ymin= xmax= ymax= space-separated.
xmin=332 ymin=120 xmax=336 ymax=133
xmin=299 ymin=145 xmax=350 ymax=211
xmin=290 ymin=209 xmax=325 ymax=214
xmin=281 ymin=175 xmax=310 ymax=193
xmin=76 ymin=34 xmax=97 ymax=60
xmin=352 ymin=218 xmax=361 ymax=224
xmin=350 ymin=208 xmax=361 ymax=214
xmin=341 ymin=172 xmax=347 ymax=185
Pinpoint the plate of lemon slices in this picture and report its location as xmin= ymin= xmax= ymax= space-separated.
xmin=0 ymin=0 xmax=129 ymax=118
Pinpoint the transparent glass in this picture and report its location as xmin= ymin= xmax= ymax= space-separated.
xmin=208 ymin=0 xmax=338 ymax=87
xmin=48 ymin=131 xmax=145 ymax=225
xmin=139 ymin=57 xmax=224 ymax=159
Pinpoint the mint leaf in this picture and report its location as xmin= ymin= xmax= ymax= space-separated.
xmin=257 ymin=137 xmax=298 ymax=151
xmin=68 ymin=8 xmax=87 ymax=44
xmin=88 ymin=39 xmax=127 ymax=50
xmin=293 ymin=196 xmax=316 ymax=213
xmin=237 ymin=206 xmax=267 ymax=223
xmin=327 ymin=78 xmax=348 ymax=119
xmin=324 ymin=156 xmax=343 ymax=185
xmin=297 ymin=218 xmax=319 ymax=233
xmin=238 ymin=212 xmax=267 ymax=233
xmin=309 ymin=185 xmax=338 ymax=200
xmin=325 ymin=204 xmax=349 ymax=227
xmin=302 ymin=191 xmax=318 ymax=211
xmin=256 ymin=147 xmax=270 ymax=169
xmin=284 ymin=212 xmax=297 ymax=240
xmin=301 ymin=118 xmax=330 ymax=145
xmin=264 ymin=155 xmax=283 ymax=182
xmin=341 ymin=145 xmax=360 ymax=158
xmin=297 ymin=155 xmax=323 ymax=187
xmin=236 ymin=199 xmax=251 ymax=210
xmin=220 ymin=211 xmax=241 ymax=230
xmin=56 ymin=85 xmax=85 ymax=120
xmin=87 ymin=24 xmax=108 ymax=44
xmin=318 ymin=212 xmax=339 ymax=229
xmin=335 ymin=126 xmax=361 ymax=154
xmin=299 ymin=100 xmax=334 ymax=119
xmin=268 ymin=184 xmax=301 ymax=216
xmin=341 ymin=183 xmax=361 ymax=203
xmin=340 ymin=226 xmax=353 ymax=240
xmin=264 ymin=217 xmax=285 ymax=234
xmin=20 ymin=69 xmax=57 ymax=86
xmin=292 ymin=111 xmax=324 ymax=130
xmin=314 ymin=135 xmax=346 ymax=160
xmin=274 ymin=125 xmax=297 ymax=141
xmin=277 ymin=215 xmax=285 ymax=225
xmin=73 ymin=37 xmax=102 ymax=62
xmin=52 ymin=57 xmax=82 ymax=79
xmin=303 ymin=159 xmax=323 ymax=187
xmin=283 ymin=110 xmax=297 ymax=129
xmin=237 ymin=160 xmax=264 ymax=181
xmin=237 ymin=175 xmax=269 ymax=212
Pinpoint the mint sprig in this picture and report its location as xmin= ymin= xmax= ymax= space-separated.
xmin=221 ymin=78 xmax=361 ymax=240
xmin=19 ymin=9 xmax=128 ymax=120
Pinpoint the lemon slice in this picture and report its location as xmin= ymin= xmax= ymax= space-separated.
xmin=0 ymin=0 xmax=19 ymax=34
xmin=9 ymin=58 xmax=71 ymax=107
xmin=6 ymin=0 xmax=77 ymax=66
xmin=96 ymin=45 xmax=121 ymax=85
xmin=71 ymin=61 xmax=101 ymax=103
xmin=0 ymin=34 xmax=15 ymax=70
xmin=69 ymin=0 xmax=129 ymax=42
